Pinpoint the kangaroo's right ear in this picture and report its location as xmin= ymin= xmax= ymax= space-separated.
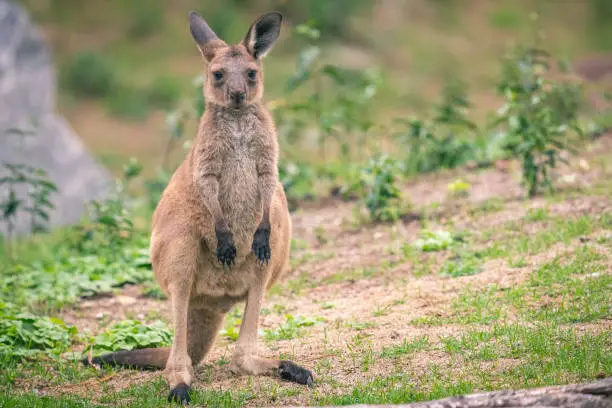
xmin=242 ymin=12 xmax=282 ymax=59
xmin=189 ymin=11 xmax=226 ymax=61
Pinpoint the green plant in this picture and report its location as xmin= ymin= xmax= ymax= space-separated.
xmin=447 ymin=179 xmax=471 ymax=197
xmin=394 ymin=81 xmax=478 ymax=174
xmin=278 ymin=1 xmax=372 ymax=40
xmin=0 ymin=302 xmax=76 ymax=361
xmin=76 ymin=158 xmax=142 ymax=253
xmin=1 ymin=125 xmax=57 ymax=255
xmin=144 ymin=168 xmax=172 ymax=211
xmin=85 ymin=319 xmax=172 ymax=356
xmin=61 ymin=51 xmax=117 ymax=98
xmin=263 ymin=315 xmax=323 ymax=341
xmin=141 ymin=282 xmax=167 ymax=300
xmin=354 ymin=155 xmax=404 ymax=222
xmin=143 ymin=75 xmax=205 ymax=210
xmin=278 ymin=159 xmax=316 ymax=204
xmin=125 ymin=0 xmax=164 ymax=38
xmin=439 ymin=252 xmax=482 ymax=277
xmin=380 ymin=336 xmax=429 ymax=359
xmin=277 ymin=22 xmax=380 ymax=160
xmin=413 ymin=229 xmax=454 ymax=252
xmin=493 ymin=46 xmax=583 ymax=197
xmin=220 ymin=307 xmax=242 ymax=342
xmin=1 ymin=244 xmax=152 ymax=312
xmin=1 ymin=163 xmax=56 ymax=240
xmin=148 ymin=76 xmax=182 ymax=110
xmin=105 ymin=85 xmax=150 ymax=120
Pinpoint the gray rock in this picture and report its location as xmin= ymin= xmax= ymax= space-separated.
xmin=0 ymin=0 xmax=111 ymax=235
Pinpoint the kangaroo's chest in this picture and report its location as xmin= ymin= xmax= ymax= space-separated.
xmin=213 ymin=119 xmax=263 ymax=248
xmin=218 ymin=120 xmax=261 ymax=207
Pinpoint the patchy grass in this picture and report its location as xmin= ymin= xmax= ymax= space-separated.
xmin=417 ymin=245 xmax=611 ymax=326
xmin=263 ymin=315 xmax=324 ymax=342
xmin=2 ymin=149 xmax=611 ymax=406
xmin=313 ymin=321 xmax=610 ymax=405
xmin=1 ymin=377 xmax=251 ymax=408
xmin=380 ymin=336 xmax=430 ymax=359
xmin=478 ymin=213 xmax=611 ymax=261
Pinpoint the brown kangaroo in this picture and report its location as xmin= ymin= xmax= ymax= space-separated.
xmin=84 ymin=11 xmax=313 ymax=404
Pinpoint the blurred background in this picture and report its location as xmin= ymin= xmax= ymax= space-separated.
xmin=2 ymin=0 xmax=612 ymax=232
xmin=19 ymin=0 xmax=612 ymax=174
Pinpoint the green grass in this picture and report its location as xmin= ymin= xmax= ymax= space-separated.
xmin=2 ymin=202 xmax=610 ymax=407
xmin=313 ymin=321 xmax=610 ymax=405
xmin=415 ymin=245 xmax=611 ymax=326
xmin=468 ymin=197 xmax=505 ymax=216
xmin=1 ymin=357 xmax=99 ymax=389
xmin=380 ymin=336 xmax=429 ymax=359
xmin=488 ymin=7 xmax=524 ymax=30
xmin=478 ymin=213 xmax=611 ymax=261
xmin=263 ymin=315 xmax=324 ymax=341
xmin=1 ymin=377 xmax=251 ymax=408
xmin=439 ymin=250 xmax=482 ymax=277
xmin=322 ymin=266 xmax=378 ymax=285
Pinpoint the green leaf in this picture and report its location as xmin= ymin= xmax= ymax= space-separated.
xmin=286 ymin=46 xmax=320 ymax=92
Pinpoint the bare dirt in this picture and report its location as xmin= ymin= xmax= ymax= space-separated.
xmin=27 ymin=135 xmax=612 ymax=406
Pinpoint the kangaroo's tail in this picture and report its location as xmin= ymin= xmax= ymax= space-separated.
xmin=82 ymin=347 xmax=170 ymax=370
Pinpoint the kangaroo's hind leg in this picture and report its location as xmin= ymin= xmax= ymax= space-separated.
xmin=166 ymin=304 xmax=225 ymax=403
xmin=153 ymin=231 xmax=200 ymax=404
xmin=229 ymin=266 xmax=313 ymax=386
xmin=187 ymin=306 xmax=225 ymax=366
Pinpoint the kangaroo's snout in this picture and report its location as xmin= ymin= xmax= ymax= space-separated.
xmin=230 ymin=90 xmax=247 ymax=107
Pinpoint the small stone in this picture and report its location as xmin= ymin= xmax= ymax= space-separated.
xmin=116 ymin=296 xmax=137 ymax=306
xmin=578 ymin=159 xmax=590 ymax=172
xmin=560 ymin=174 xmax=577 ymax=184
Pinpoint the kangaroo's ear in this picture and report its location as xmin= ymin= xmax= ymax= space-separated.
xmin=189 ymin=11 xmax=226 ymax=61
xmin=242 ymin=12 xmax=282 ymax=59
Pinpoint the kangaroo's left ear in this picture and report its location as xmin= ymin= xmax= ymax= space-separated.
xmin=242 ymin=12 xmax=282 ymax=59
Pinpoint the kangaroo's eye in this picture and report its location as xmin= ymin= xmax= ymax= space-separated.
xmin=213 ymin=71 xmax=223 ymax=81
xmin=247 ymin=70 xmax=257 ymax=80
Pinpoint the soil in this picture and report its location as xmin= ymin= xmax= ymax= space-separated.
xmin=22 ymin=133 xmax=611 ymax=406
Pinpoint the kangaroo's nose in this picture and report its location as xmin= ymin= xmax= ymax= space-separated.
xmin=230 ymin=91 xmax=246 ymax=106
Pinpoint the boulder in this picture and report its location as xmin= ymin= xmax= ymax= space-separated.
xmin=0 ymin=0 xmax=111 ymax=235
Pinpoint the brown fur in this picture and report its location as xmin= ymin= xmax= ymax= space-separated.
xmin=86 ymin=11 xmax=312 ymax=404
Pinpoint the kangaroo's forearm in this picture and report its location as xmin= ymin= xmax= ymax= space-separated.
xmin=257 ymin=172 xmax=276 ymax=228
xmin=195 ymin=174 xmax=228 ymax=229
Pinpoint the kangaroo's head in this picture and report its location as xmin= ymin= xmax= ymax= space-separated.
xmin=189 ymin=11 xmax=282 ymax=110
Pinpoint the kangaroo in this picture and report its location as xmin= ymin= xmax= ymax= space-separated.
xmin=84 ymin=11 xmax=313 ymax=404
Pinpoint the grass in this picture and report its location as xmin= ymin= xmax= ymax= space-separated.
xmin=415 ymin=244 xmax=611 ymax=326
xmin=2 ymin=204 xmax=610 ymax=406
xmin=477 ymin=213 xmax=611 ymax=261
xmin=263 ymin=315 xmax=324 ymax=342
xmin=380 ymin=336 xmax=429 ymax=359
xmin=1 ymin=377 xmax=251 ymax=408
xmin=3 ymin=10 xmax=612 ymax=403
xmin=313 ymin=320 xmax=610 ymax=405
xmin=2 ymin=164 xmax=610 ymax=406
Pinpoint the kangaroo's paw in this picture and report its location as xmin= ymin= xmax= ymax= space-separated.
xmin=279 ymin=360 xmax=314 ymax=388
xmin=168 ymin=383 xmax=191 ymax=405
xmin=252 ymin=226 xmax=271 ymax=264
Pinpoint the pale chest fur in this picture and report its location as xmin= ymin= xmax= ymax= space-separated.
xmin=200 ymin=110 xmax=270 ymax=266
